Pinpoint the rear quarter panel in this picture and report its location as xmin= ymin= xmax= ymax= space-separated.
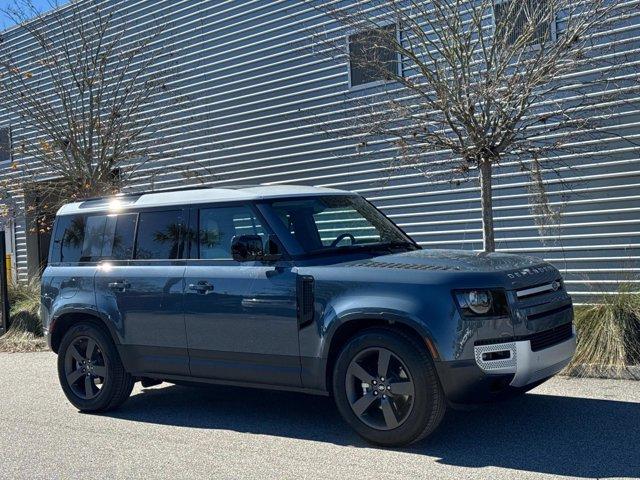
xmin=41 ymin=265 xmax=97 ymax=339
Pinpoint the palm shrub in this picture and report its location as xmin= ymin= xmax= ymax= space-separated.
xmin=566 ymin=283 xmax=640 ymax=377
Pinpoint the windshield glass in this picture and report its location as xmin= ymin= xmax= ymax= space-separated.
xmin=266 ymin=195 xmax=416 ymax=254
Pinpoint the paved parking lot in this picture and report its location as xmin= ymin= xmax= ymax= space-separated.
xmin=0 ymin=351 xmax=639 ymax=479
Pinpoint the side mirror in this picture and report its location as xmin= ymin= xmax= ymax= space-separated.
xmin=231 ymin=235 xmax=264 ymax=262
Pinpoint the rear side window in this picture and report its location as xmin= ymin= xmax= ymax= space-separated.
xmin=109 ymin=214 xmax=137 ymax=260
xmin=53 ymin=215 xmax=86 ymax=263
xmin=134 ymin=210 xmax=183 ymax=260
xmin=52 ymin=213 xmax=137 ymax=263
xmin=81 ymin=216 xmax=109 ymax=261
xmin=198 ymin=206 xmax=266 ymax=259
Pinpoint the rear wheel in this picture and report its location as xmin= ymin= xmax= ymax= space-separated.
xmin=333 ymin=328 xmax=445 ymax=447
xmin=57 ymin=323 xmax=134 ymax=412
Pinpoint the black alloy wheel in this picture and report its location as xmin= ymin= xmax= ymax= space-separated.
xmin=58 ymin=323 xmax=134 ymax=412
xmin=333 ymin=328 xmax=446 ymax=447
xmin=345 ymin=347 xmax=415 ymax=430
xmin=64 ymin=336 xmax=108 ymax=400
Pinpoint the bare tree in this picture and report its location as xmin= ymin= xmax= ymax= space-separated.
xmin=307 ymin=0 xmax=637 ymax=251
xmin=0 ymin=0 xmax=177 ymax=227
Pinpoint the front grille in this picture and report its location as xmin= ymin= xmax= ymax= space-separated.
xmin=475 ymin=322 xmax=573 ymax=350
xmin=516 ymin=279 xmax=564 ymax=299
xmin=527 ymin=303 xmax=572 ymax=321
xmin=530 ymin=322 xmax=573 ymax=351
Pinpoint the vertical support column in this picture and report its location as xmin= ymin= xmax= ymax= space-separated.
xmin=0 ymin=231 xmax=10 ymax=335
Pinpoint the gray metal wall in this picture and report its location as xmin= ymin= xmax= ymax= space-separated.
xmin=0 ymin=0 xmax=639 ymax=302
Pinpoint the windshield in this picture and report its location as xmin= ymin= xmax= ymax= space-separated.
xmin=266 ymin=195 xmax=417 ymax=255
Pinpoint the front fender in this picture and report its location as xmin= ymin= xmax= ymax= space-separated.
xmin=323 ymin=307 xmax=440 ymax=359
xmin=316 ymin=286 xmax=460 ymax=359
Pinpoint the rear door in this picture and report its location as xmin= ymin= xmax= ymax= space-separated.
xmin=95 ymin=208 xmax=189 ymax=376
xmin=183 ymin=203 xmax=301 ymax=386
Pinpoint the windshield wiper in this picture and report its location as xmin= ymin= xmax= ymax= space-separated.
xmin=352 ymin=241 xmax=419 ymax=254
xmin=304 ymin=241 xmax=419 ymax=257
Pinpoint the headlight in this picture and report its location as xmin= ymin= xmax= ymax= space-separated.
xmin=454 ymin=289 xmax=509 ymax=317
xmin=466 ymin=290 xmax=492 ymax=314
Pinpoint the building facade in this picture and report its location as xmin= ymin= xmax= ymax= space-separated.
xmin=0 ymin=0 xmax=639 ymax=303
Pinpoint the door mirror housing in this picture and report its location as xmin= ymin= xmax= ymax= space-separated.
xmin=231 ymin=235 xmax=264 ymax=262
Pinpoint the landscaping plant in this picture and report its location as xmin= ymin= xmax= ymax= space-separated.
xmin=0 ymin=278 xmax=46 ymax=352
xmin=566 ymin=284 xmax=640 ymax=377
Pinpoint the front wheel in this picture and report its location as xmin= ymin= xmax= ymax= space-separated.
xmin=333 ymin=328 xmax=446 ymax=447
xmin=57 ymin=323 xmax=134 ymax=412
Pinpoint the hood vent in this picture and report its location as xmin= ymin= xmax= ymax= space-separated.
xmin=349 ymin=260 xmax=458 ymax=271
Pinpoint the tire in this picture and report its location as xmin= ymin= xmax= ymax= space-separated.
xmin=57 ymin=322 xmax=134 ymax=412
xmin=332 ymin=328 xmax=446 ymax=447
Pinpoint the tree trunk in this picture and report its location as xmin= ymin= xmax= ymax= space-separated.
xmin=479 ymin=158 xmax=496 ymax=252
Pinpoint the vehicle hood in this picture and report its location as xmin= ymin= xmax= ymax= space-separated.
xmin=351 ymin=248 xmax=547 ymax=273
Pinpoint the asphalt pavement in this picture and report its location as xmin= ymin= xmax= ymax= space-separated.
xmin=0 ymin=352 xmax=639 ymax=479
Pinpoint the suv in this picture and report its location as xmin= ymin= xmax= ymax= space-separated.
xmin=42 ymin=185 xmax=575 ymax=446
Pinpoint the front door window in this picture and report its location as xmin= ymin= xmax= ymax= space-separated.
xmin=198 ymin=206 xmax=266 ymax=260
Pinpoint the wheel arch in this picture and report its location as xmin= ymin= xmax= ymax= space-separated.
xmin=50 ymin=309 xmax=120 ymax=354
xmin=323 ymin=312 xmax=439 ymax=394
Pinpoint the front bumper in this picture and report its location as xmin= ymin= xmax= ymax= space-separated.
xmin=473 ymin=326 xmax=576 ymax=387
xmin=436 ymin=325 xmax=576 ymax=405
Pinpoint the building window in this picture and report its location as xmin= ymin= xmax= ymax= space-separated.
xmin=0 ymin=127 xmax=11 ymax=163
xmin=494 ymin=0 xmax=555 ymax=46
xmin=348 ymin=24 xmax=400 ymax=88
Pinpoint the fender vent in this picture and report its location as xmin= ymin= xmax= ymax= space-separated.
xmin=297 ymin=275 xmax=315 ymax=327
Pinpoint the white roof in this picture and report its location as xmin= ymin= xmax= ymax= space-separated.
xmin=57 ymin=184 xmax=352 ymax=215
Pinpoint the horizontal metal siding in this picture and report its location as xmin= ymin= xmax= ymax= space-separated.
xmin=0 ymin=0 xmax=638 ymax=303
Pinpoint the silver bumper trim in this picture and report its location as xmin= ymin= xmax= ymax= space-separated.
xmin=473 ymin=328 xmax=576 ymax=388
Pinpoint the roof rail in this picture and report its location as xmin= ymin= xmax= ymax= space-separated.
xmin=77 ymin=184 xmax=262 ymax=204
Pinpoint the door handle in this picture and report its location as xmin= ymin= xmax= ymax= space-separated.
xmin=188 ymin=281 xmax=214 ymax=294
xmin=108 ymin=281 xmax=130 ymax=292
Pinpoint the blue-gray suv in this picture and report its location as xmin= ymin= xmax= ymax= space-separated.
xmin=41 ymin=185 xmax=575 ymax=446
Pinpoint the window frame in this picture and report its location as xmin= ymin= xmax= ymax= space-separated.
xmin=492 ymin=0 xmax=557 ymax=49
xmin=0 ymin=126 xmax=12 ymax=167
xmin=347 ymin=22 xmax=403 ymax=91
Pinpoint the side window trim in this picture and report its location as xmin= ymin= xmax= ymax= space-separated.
xmin=127 ymin=212 xmax=141 ymax=262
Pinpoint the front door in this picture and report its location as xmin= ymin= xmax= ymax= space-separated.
xmin=183 ymin=204 xmax=301 ymax=386
xmin=95 ymin=208 xmax=189 ymax=376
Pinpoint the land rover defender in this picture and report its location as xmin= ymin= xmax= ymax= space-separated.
xmin=41 ymin=185 xmax=575 ymax=446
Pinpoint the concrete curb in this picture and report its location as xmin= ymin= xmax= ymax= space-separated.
xmin=563 ymin=365 xmax=640 ymax=380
